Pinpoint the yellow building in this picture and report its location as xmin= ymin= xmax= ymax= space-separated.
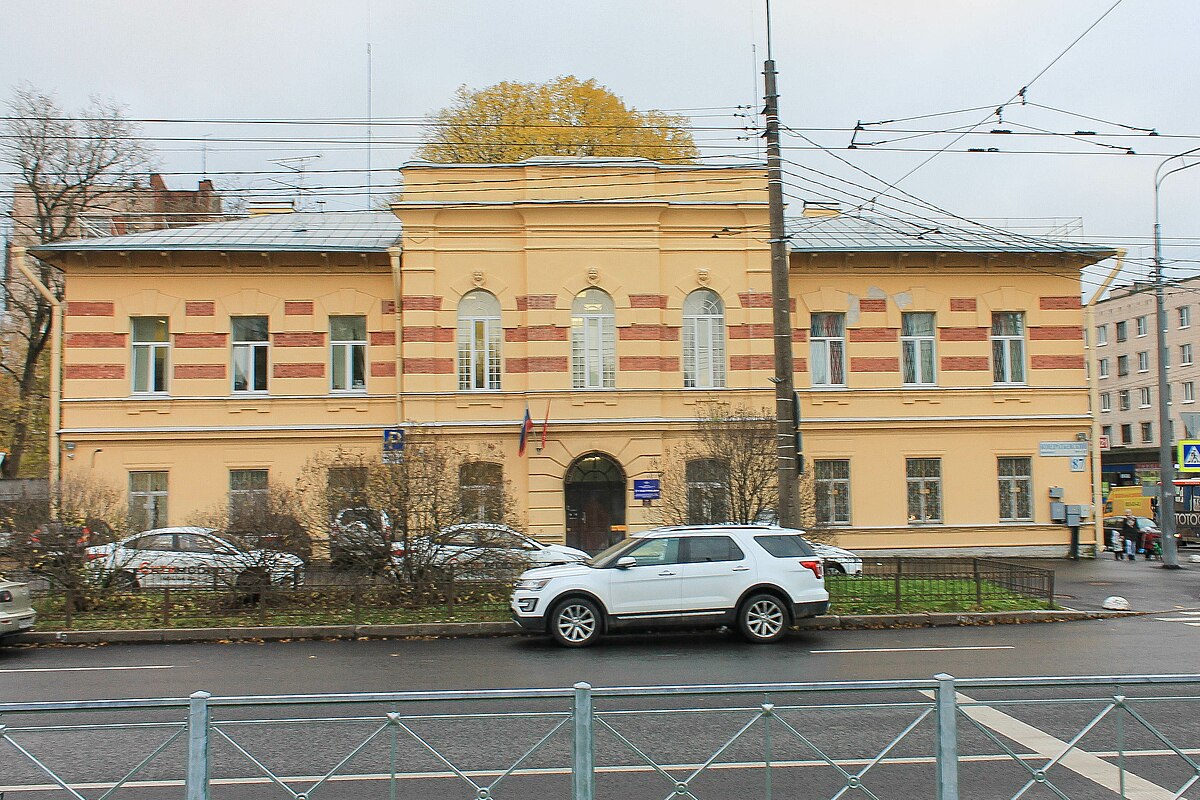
xmin=30 ymin=157 xmax=1114 ymax=556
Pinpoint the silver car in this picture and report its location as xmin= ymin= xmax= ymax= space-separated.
xmin=396 ymin=523 xmax=589 ymax=578
xmin=0 ymin=577 xmax=36 ymax=641
xmin=807 ymin=539 xmax=863 ymax=576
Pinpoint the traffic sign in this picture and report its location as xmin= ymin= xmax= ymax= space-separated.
xmin=1098 ymin=435 xmax=1110 ymax=451
xmin=1179 ymin=440 xmax=1200 ymax=473
xmin=633 ymin=479 xmax=661 ymax=500
xmin=382 ymin=427 xmax=405 ymax=464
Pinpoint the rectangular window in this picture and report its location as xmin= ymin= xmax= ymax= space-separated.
xmin=991 ymin=312 xmax=1025 ymax=384
xmin=1121 ymin=423 xmax=1133 ymax=445
xmin=1119 ymin=390 xmax=1131 ymax=411
xmin=1181 ymin=306 xmax=1192 ymax=329
xmin=229 ymin=469 xmax=269 ymax=522
xmin=131 ymin=317 xmax=169 ymax=394
xmin=231 ymin=316 xmax=269 ymax=393
xmin=128 ymin=471 xmax=168 ymax=531
xmin=906 ymin=458 xmax=942 ymax=524
xmin=1117 ymin=355 xmax=1129 ymax=377
xmin=458 ymin=317 xmax=501 ymax=391
xmin=1116 ymin=321 xmax=1127 ymax=342
xmin=1183 ymin=343 xmax=1194 ymax=366
xmin=1100 ymin=392 xmax=1111 ymax=412
xmin=1141 ymin=422 xmax=1154 ymax=443
xmin=815 ymin=459 xmax=851 ymax=525
xmin=810 ymin=313 xmax=846 ymax=386
xmin=901 ymin=312 xmax=936 ymax=385
xmin=1138 ymin=351 xmax=1150 ymax=373
xmin=1098 ymin=358 xmax=1109 ymax=378
xmin=1136 ymin=316 xmax=1148 ymax=337
xmin=1185 ymin=382 xmax=1195 ymax=403
xmin=997 ymin=457 xmax=1032 ymax=522
xmin=1095 ymin=324 xmax=1108 ymax=346
xmin=571 ymin=311 xmax=616 ymax=389
xmin=1139 ymin=387 xmax=1152 ymax=408
xmin=1102 ymin=424 xmax=1113 ymax=440
xmin=330 ymin=316 xmax=367 ymax=392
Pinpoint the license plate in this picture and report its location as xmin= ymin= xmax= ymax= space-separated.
xmin=17 ymin=618 xmax=34 ymax=629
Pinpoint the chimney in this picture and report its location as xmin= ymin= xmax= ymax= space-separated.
xmin=802 ymin=201 xmax=841 ymax=218
xmin=247 ymin=200 xmax=296 ymax=216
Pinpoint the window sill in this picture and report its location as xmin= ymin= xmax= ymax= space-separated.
xmin=906 ymin=521 xmax=944 ymax=526
xmin=129 ymin=393 xmax=171 ymax=400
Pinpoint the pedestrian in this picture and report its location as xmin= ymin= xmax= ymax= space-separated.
xmin=1112 ymin=528 xmax=1125 ymax=559
xmin=1121 ymin=511 xmax=1139 ymax=563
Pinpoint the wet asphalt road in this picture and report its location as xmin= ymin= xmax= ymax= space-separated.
xmin=3 ymin=608 xmax=1200 ymax=799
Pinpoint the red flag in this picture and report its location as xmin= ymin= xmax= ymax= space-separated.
xmin=518 ymin=407 xmax=534 ymax=456
xmin=541 ymin=400 xmax=551 ymax=450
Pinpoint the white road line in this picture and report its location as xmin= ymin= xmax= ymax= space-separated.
xmin=810 ymin=645 xmax=1015 ymax=654
xmin=0 ymin=665 xmax=174 ymax=674
xmin=3 ymin=750 xmax=1197 ymax=793
xmin=924 ymin=689 xmax=1176 ymax=800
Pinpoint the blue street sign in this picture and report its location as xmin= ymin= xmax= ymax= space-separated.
xmin=382 ymin=427 xmax=405 ymax=464
xmin=1179 ymin=440 xmax=1200 ymax=473
xmin=633 ymin=479 xmax=661 ymax=500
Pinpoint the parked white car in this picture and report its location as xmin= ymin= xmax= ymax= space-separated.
xmin=396 ymin=523 xmax=588 ymax=577
xmin=0 ymin=577 xmax=35 ymax=642
xmin=809 ymin=540 xmax=863 ymax=576
xmin=85 ymin=527 xmax=305 ymax=590
xmin=511 ymin=524 xmax=830 ymax=647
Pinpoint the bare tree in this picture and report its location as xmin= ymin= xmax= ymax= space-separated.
xmin=1 ymin=85 xmax=154 ymax=477
xmin=656 ymin=402 xmax=819 ymax=533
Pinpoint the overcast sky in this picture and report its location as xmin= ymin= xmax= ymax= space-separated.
xmin=3 ymin=1 xmax=1198 ymax=295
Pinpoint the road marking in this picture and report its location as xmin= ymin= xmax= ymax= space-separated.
xmin=1154 ymin=617 xmax=1200 ymax=626
xmin=810 ymin=645 xmax=1015 ymax=654
xmin=925 ymin=689 xmax=1176 ymax=800
xmin=0 ymin=665 xmax=174 ymax=674
xmin=3 ymin=749 xmax=1197 ymax=793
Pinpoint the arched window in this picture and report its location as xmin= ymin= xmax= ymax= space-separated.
xmin=686 ymin=458 xmax=730 ymax=524
xmin=683 ymin=289 xmax=726 ymax=388
xmin=460 ymin=461 xmax=503 ymax=522
xmin=457 ymin=291 xmax=501 ymax=390
xmin=571 ymin=289 xmax=615 ymax=389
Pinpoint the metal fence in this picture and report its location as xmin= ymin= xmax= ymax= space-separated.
xmin=1 ymin=673 xmax=1198 ymax=799
xmin=828 ymin=557 xmax=1056 ymax=612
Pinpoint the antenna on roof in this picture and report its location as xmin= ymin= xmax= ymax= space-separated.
xmin=268 ymin=155 xmax=322 ymax=211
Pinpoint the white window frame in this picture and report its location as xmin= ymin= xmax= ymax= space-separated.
xmin=1119 ymin=390 xmax=1131 ymax=411
xmin=330 ymin=316 xmax=368 ymax=393
xmin=682 ymin=290 xmax=726 ymax=389
xmin=229 ymin=469 xmax=269 ymax=519
xmin=1095 ymin=324 xmax=1108 ymax=346
xmin=231 ymin=316 xmax=269 ymax=394
xmin=1139 ymin=387 xmax=1152 ymax=408
xmin=1141 ymin=421 xmax=1154 ymax=443
xmin=129 ymin=471 xmax=168 ymax=531
xmin=906 ymin=457 xmax=942 ymax=524
xmin=991 ymin=312 xmax=1026 ymax=385
xmin=1100 ymin=392 xmax=1111 ymax=412
xmin=815 ymin=459 xmax=851 ymax=526
xmin=901 ymin=312 xmax=937 ymax=386
xmin=571 ymin=289 xmax=615 ymax=389
xmin=1136 ymin=316 xmax=1148 ymax=337
xmin=131 ymin=317 xmax=170 ymax=395
xmin=997 ymin=457 xmax=1033 ymax=522
xmin=1181 ymin=306 xmax=1192 ymax=329
xmin=1098 ymin=358 xmax=1109 ymax=379
xmin=1183 ymin=343 xmax=1194 ymax=366
xmin=457 ymin=291 xmax=502 ymax=391
xmin=810 ymin=313 xmax=846 ymax=387
xmin=1138 ymin=351 xmax=1150 ymax=373
xmin=1185 ymin=382 xmax=1196 ymax=404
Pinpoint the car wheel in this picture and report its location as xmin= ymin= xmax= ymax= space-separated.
xmin=113 ymin=571 xmax=139 ymax=591
xmin=739 ymin=593 xmax=789 ymax=644
xmin=549 ymin=598 xmax=602 ymax=647
xmin=235 ymin=569 xmax=270 ymax=604
xmin=826 ymin=562 xmax=846 ymax=576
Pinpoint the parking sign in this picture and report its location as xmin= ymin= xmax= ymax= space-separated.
xmin=382 ymin=427 xmax=405 ymax=464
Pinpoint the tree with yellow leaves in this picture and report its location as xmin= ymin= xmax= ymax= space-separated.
xmin=416 ymin=76 xmax=698 ymax=164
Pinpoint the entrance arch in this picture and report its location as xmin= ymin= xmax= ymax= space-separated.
xmin=564 ymin=452 xmax=627 ymax=553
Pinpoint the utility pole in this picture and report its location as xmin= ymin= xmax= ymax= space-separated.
xmin=1151 ymin=146 xmax=1200 ymax=568
xmin=762 ymin=1 xmax=800 ymax=528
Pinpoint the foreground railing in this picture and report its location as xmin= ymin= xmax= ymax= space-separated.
xmin=2 ymin=673 xmax=1198 ymax=799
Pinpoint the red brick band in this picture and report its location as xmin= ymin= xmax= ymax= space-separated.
xmin=273 ymin=363 xmax=324 ymax=378
xmin=65 ymin=332 xmax=126 ymax=348
xmin=174 ymin=364 xmax=225 ymax=379
xmin=174 ymin=333 xmax=228 ymax=348
xmin=850 ymin=357 xmax=900 ymax=372
xmin=185 ymin=301 xmax=215 ymax=316
xmin=273 ymin=332 xmax=325 ymax=347
xmin=403 ymin=357 xmax=454 ymax=374
xmin=64 ymin=364 xmax=124 ymax=379
xmin=284 ymin=301 xmax=314 ymax=316
xmin=505 ymin=357 xmax=569 ymax=373
xmin=848 ymin=328 xmax=898 ymax=343
xmin=66 ymin=301 xmax=114 ymax=316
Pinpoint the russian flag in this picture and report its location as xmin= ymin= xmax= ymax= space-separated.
xmin=518 ymin=407 xmax=534 ymax=456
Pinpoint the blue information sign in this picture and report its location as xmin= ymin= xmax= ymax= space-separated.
xmin=382 ymin=428 xmax=405 ymax=463
xmin=633 ymin=479 xmax=661 ymax=500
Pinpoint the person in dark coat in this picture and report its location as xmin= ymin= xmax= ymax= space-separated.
xmin=1121 ymin=512 xmax=1140 ymax=562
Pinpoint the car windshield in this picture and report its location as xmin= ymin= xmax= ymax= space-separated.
xmin=586 ymin=537 xmax=641 ymax=568
xmin=1138 ymin=517 xmax=1158 ymax=530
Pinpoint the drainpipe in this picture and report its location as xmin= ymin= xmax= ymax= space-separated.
xmin=13 ymin=247 xmax=63 ymax=508
xmin=388 ymin=245 xmax=403 ymax=424
xmin=1086 ymin=250 xmax=1126 ymax=557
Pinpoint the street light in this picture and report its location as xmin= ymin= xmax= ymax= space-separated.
xmin=1152 ymin=145 xmax=1200 ymax=569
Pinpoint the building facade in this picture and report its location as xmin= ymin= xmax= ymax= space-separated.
xmin=30 ymin=158 xmax=1113 ymax=556
xmin=1093 ymin=278 xmax=1200 ymax=486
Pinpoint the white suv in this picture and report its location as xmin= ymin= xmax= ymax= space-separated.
xmin=510 ymin=525 xmax=829 ymax=647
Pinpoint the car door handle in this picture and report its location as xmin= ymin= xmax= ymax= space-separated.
xmin=732 ymin=566 xmax=750 ymax=572
xmin=658 ymin=570 xmax=677 ymax=576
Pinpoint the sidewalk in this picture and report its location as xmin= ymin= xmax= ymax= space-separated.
xmin=1020 ymin=554 xmax=1200 ymax=613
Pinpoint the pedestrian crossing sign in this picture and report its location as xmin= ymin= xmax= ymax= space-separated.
xmin=1179 ymin=440 xmax=1200 ymax=472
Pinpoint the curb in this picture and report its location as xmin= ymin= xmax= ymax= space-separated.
xmin=8 ymin=609 xmax=1136 ymax=646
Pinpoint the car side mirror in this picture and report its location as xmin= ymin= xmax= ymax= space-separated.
xmin=616 ymin=556 xmax=637 ymax=569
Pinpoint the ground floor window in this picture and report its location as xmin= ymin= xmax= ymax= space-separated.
xmin=997 ymin=457 xmax=1032 ymax=521
xmin=814 ymin=459 xmax=850 ymax=525
xmin=686 ymin=458 xmax=729 ymax=524
xmin=229 ymin=469 xmax=269 ymax=524
xmin=460 ymin=461 xmax=504 ymax=522
xmin=129 ymin=471 xmax=168 ymax=531
xmin=906 ymin=458 xmax=942 ymax=524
